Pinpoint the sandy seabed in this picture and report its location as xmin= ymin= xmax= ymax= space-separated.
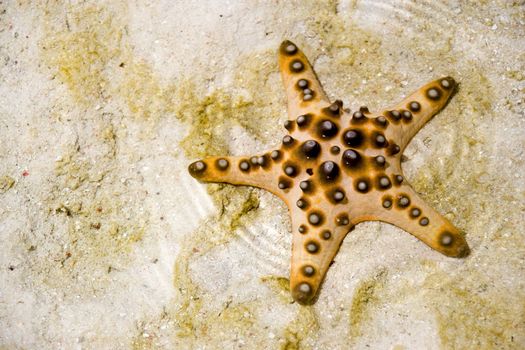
xmin=1 ymin=1 xmax=524 ymax=349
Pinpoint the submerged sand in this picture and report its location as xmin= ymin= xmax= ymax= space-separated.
xmin=1 ymin=1 xmax=524 ymax=349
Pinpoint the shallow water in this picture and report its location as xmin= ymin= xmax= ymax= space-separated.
xmin=0 ymin=1 xmax=524 ymax=349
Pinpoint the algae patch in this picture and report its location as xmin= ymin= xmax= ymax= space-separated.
xmin=179 ymin=300 xmax=259 ymax=348
xmin=171 ymin=48 xmax=292 ymax=345
xmin=0 ymin=175 xmax=15 ymax=193
xmin=423 ymin=271 xmax=525 ymax=349
xmin=170 ymin=183 xmax=320 ymax=349
xmin=119 ymin=60 xmax=178 ymax=121
xmin=349 ymin=269 xmax=388 ymax=339
xmin=173 ymin=185 xmax=260 ymax=341
xmin=280 ymin=306 xmax=319 ymax=350
xmin=260 ymin=275 xmax=292 ymax=304
xmin=287 ymin=3 xmax=388 ymax=102
xmin=41 ymin=2 xmax=178 ymax=124
xmin=41 ymin=4 xmax=125 ymax=105
xmin=33 ymin=120 xmax=149 ymax=296
xmin=176 ymin=81 xmax=259 ymax=159
xmin=176 ymin=48 xmax=284 ymax=160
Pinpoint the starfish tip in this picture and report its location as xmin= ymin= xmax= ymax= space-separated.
xmin=291 ymin=282 xmax=316 ymax=305
xmin=188 ymin=160 xmax=206 ymax=179
xmin=432 ymin=76 xmax=457 ymax=98
xmin=280 ymin=40 xmax=299 ymax=55
xmin=437 ymin=230 xmax=470 ymax=258
xmin=280 ymin=39 xmax=295 ymax=47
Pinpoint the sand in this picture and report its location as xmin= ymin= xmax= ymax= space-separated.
xmin=1 ymin=1 xmax=524 ymax=349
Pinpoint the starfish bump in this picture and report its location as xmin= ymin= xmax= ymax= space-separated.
xmin=188 ymin=40 xmax=470 ymax=304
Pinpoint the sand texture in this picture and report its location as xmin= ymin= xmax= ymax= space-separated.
xmin=1 ymin=1 xmax=524 ymax=349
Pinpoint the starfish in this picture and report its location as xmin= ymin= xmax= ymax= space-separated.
xmin=188 ymin=40 xmax=470 ymax=304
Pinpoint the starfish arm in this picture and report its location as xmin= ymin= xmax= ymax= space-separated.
xmin=382 ymin=77 xmax=457 ymax=152
xmin=289 ymin=220 xmax=351 ymax=304
xmin=356 ymin=183 xmax=470 ymax=258
xmin=278 ymin=40 xmax=330 ymax=117
xmin=188 ymin=154 xmax=286 ymax=198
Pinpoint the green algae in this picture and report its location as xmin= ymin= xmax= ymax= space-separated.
xmin=281 ymin=306 xmax=319 ymax=350
xmin=457 ymin=68 xmax=493 ymax=114
xmin=392 ymin=345 xmax=406 ymax=350
xmin=176 ymin=49 xmax=283 ymax=160
xmin=34 ymin=3 xmax=159 ymax=298
xmin=0 ymin=175 xmax=15 ymax=193
xmin=344 ymin=263 xmax=525 ymax=349
xmin=176 ymin=81 xmax=265 ymax=159
xmin=299 ymin=5 xmax=387 ymax=101
xmin=118 ymin=59 xmax=179 ymax=122
xmin=349 ymin=269 xmax=388 ymax=339
xmin=193 ymin=301 xmax=259 ymax=346
xmin=41 ymin=4 xmax=125 ymax=105
xmin=131 ymin=334 xmax=160 ymax=350
xmin=41 ymin=2 xmax=178 ymax=124
xmin=29 ymin=2 xmax=152 ymax=291
xmin=260 ymin=275 xmax=293 ymax=304
xmin=172 ymin=185 xmax=261 ymax=341
xmin=36 ymin=124 xmax=148 ymax=295
xmin=423 ymin=270 xmax=525 ymax=349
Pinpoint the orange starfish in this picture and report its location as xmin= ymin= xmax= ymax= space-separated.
xmin=188 ymin=40 xmax=470 ymax=304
